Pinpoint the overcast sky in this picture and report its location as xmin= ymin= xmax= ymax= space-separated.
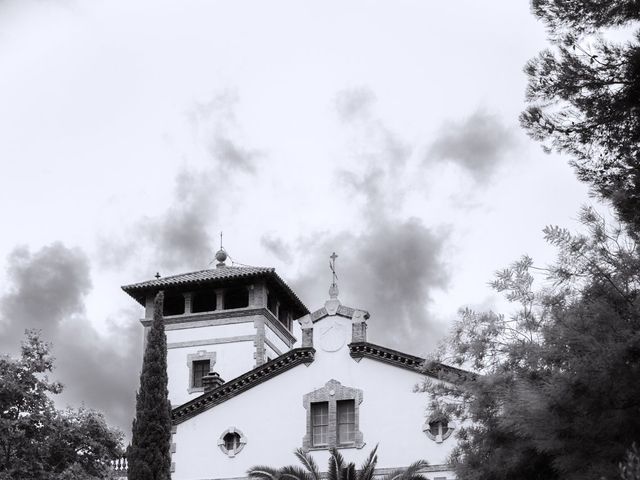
xmin=0 ymin=0 xmax=597 ymax=436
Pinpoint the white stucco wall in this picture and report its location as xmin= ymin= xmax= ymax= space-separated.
xmin=264 ymin=322 xmax=288 ymax=354
xmin=168 ymin=340 xmax=256 ymax=406
xmin=166 ymin=322 xmax=256 ymax=344
xmin=171 ymin=312 xmax=457 ymax=480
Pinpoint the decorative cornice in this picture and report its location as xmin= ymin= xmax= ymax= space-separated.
xmin=172 ymin=347 xmax=315 ymax=424
xmin=141 ymin=307 xmax=267 ymax=326
xmin=348 ymin=342 xmax=472 ymax=379
xmin=140 ymin=307 xmax=296 ymax=344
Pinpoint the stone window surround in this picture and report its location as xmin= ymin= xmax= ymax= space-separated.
xmin=217 ymin=427 xmax=247 ymax=458
xmin=302 ymin=379 xmax=364 ymax=451
xmin=423 ymin=414 xmax=455 ymax=443
xmin=187 ymin=350 xmax=217 ymax=394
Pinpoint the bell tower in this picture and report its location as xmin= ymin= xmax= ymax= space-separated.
xmin=122 ymin=249 xmax=309 ymax=407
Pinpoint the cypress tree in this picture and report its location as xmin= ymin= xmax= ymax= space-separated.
xmin=128 ymin=291 xmax=172 ymax=480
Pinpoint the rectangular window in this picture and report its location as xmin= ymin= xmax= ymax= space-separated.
xmin=192 ymin=360 xmax=210 ymax=388
xmin=311 ymin=402 xmax=329 ymax=446
xmin=337 ymin=400 xmax=355 ymax=444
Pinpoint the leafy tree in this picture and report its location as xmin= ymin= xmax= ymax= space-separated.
xmin=620 ymin=444 xmax=640 ymax=480
xmin=0 ymin=330 xmax=123 ymax=480
xmin=521 ymin=1 xmax=640 ymax=234
xmin=248 ymin=445 xmax=428 ymax=480
xmin=128 ymin=291 xmax=172 ymax=480
xmin=424 ymin=208 xmax=640 ymax=480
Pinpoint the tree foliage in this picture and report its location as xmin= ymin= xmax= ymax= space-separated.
xmin=521 ymin=1 xmax=640 ymax=234
xmin=248 ymin=445 xmax=428 ymax=480
xmin=128 ymin=291 xmax=172 ymax=480
xmin=0 ymin=330 xmax=123 ymax=480
xmin=424 ymin=208 xmax=640 ymax=480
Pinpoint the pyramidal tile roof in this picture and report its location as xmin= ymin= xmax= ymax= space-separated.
xmin=121 ymin=265 xmax=309 ymax=315
xmin=122 ymin=266 xmax=274 ymax=291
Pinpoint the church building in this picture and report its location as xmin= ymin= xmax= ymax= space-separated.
xmin=121 ymin=249 xmax=464 ymax=480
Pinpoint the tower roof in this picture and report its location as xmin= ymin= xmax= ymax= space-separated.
xmin=121 ymin=265 xmax=309 ymax=317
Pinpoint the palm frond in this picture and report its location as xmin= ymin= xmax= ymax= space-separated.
xmin=380 ymin=460 xmax=428 ymax=480
xmin=340 ymin=462 xmax=356 ymax=480
xmin=327 ymin=447 xmax=345 ymax=480
xmin=294 ymin=448 xmax=321 ymax=480
xmin=357 ymin=444 xmax=379 ymax=480
xmin=279 ymin=465 xmax=314 ymax=480
xmin=248 ymin=466 xmax=281 ymax=480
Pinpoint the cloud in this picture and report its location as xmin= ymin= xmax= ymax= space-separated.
xmin=290 ymin=87 xmax=452 ymax=355
xmin=426 ymin=110 xmax=517 ymax=182
xmin=0 ymin=243 xmax=142 ymax=437
xmin=290 ymin=217 xmax=450 ymax=355
xmin=335 ymin=87 xmax=377 ymax=122
xmin=260 ymin=234 xmax=293 ymax=264
xmin=334 ymin=87 xmax=413 ymax=220
xmin=190 ymin=90 xmax=262 ymax=173
xmin=137 ymin=168 xmax=215 ymax=271
xmin=98 ymin=91 xmax=263 ymax=273
xmin=209 ymin=135 xmax=260 ymax=173
xmin=0 ymin=243 xmax=91 ymax=332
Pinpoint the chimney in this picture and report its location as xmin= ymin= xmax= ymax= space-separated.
xmin=203 ymin=371 xmax=225 ymax=393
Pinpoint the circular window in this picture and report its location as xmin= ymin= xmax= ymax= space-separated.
xmin=218 ymin=428 xmax=246 ymax=457
xmin=423 ymin=416 xmax=455 ymax=443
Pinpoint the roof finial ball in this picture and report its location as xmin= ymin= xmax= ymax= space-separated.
xmin=215 ymin=248 xmax=227 ymax=267
xmin=215 ymin=230 xmax=228 ymax=268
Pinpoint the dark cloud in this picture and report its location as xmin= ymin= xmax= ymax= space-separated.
xmin=98 ymin=92 xmax=261 ymax=274
xmin=290 ymin=217 xmax=450 ymax=356
xmin=302 ymin=87 xmax=451 ymax=355
xmin=137 ymin=168 xmax=215 ymax=271
xmin=334 ymin=88 xmax=412 ymax=220
xmin=189 ymin=91 xmax=262 ymax=173
xmin=260 ymin=235 xmax=293 ymax=264
xmin=209 ymin=135 xmax=260 ymax=173
xmin=0 ymin=243 xmax=142 ymax=437
xmin=335 ymin=87 xmax=377 ymax=122
xmin=1 ymin=243 xmax=91 ymax=331
xmin=426 ymin=110 xmax=517 ymax=182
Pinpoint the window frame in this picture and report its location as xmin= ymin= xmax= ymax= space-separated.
xmin=218 ymin=427 xmax=247 ymax=457
xmin=310 ymin=401 xmax=329 ymax=447
xmin=186 ymin=351 xmax=217 ymax=394
xmin=191 ymin=359 xmax=210 ymax=389
xmin=336 ymin=399 xmax=356 ymax=445
xmin=423 ymin=414 xmax=455 ymax=443
xmin=302 ymin=379 xmax=364 ymax=451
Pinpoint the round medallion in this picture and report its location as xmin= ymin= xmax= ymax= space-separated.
xmin=319 ymin=322 xmax=347 ymax=352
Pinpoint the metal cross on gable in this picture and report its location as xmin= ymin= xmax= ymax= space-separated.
xmin=329 ymin=252 xmax=338 ymax=283
xmin=328 ymin=252 xmax=339 ymax=299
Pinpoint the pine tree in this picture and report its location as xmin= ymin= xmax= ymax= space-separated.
xmin=521 ymin=1 xmax=640 ymax=235
xmin=128 ymin=291 xmax=172 ymax=480
xmin=424 ymin=209 xmax=640 ymax=480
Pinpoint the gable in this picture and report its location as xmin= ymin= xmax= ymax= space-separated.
xmin=169 ymin=341 xmax=457 ymax=480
